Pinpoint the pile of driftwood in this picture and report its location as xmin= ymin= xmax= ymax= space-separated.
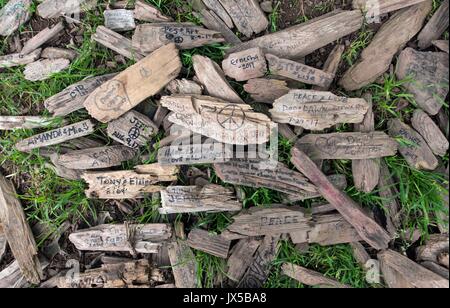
xmin=0 ymin=0 xmax=449 ymax=288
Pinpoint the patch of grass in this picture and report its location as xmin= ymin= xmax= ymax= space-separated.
xmin=180 ymin=44 xmax=228 ymax=77
xmin=195 ymin=251 xmax=227 ymax=288
xmin=268 ymin=1 xmax=281 ymax=33
xmin=342 ymin=26 xmax=374 ymax=66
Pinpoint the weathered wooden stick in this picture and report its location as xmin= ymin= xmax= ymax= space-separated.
xmin=0 ymin=0 xmax=32 ymax=36
xmin=227 ymin=238 xmax=261 ymax=282
xmin=92 ymin=26 xmax=145 ymax=61
xmin=202 ymin=0 xmax=234 ymax=28
xmin=433 ymin=40 xmax=449 ymax=53
xmin=0 ymin=225 xmax=6 ymax=262
xmin=24 ymin=59 xmax=70 ymax=81
xmin=291 ymin=147 xmax=391 ymax=250
xmin=412 ymin=109 xmax=449 ymax=157
xmin=134 ymin=0 xmax=172 ymax=22
xmin=37 ymin=0 xmax=96 ymax=19
xmin=353 ymin=0 xmax=428 ymax=15
xmin=282 ymin=263 xmax=351 ymax=288
xmin=421 ymin=261 xmax=449 ymax=279
xmin=417 ymin=0 xmax=449 ymax=49
xmin=313 ymin=44 xmax=345 ymax=91
xmin=0 ymin=49 xmax=41 ymax=69
xmin=166 ymin=79 xmax=203 ymax=95
xmin=0 ymin=116 xmax=55 ymax=130
xmin=104 ymin=9 xmax=136 ymax=32
xmin=378 ymin=160 xmax=401 ymax=236
xmin=350 ymin=242 xmax=371 ymax=269
xmin=244 ymin=78 xmax=289 ymax=104
xmin=187 ymin=229 xmax=231 ymax=258
xmin=168 ymin=240 xmax=199 ymax=288
xmin=41 ymin=47 xmax=78 ymax=60
xmin=222 ymin=47 xmax=267 ymax=81
xmin=21 ymin=22 xmax=65 ymax=55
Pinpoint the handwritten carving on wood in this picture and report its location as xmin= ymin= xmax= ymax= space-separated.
xmin=282 ymin=263 xmax=350 ymax=288
xmin=104 ymin=9 xmax=136 ymax=32
xmin=0 ymin=49 xmax=41 ymax=69
xmin=222 ymin=47 xmax=267 ymax=81
xmin=0 ymin=0 xmax=32 ymax=36
xmin=24 ymin=59 xmax=70 ymax=81
xmin=134 ymin=0 xmax=172 ymax=22
xmin=168 ymin=240 xmax=199 ymax=288
xmin=159 ymin=184 xmax=242 ymax=214
xmin=417 ymin=0 xmax=449 ymax=49
xmin=69 ymin=223 xmax=172 ymax=253
xmin=396 ymin=48 xmax=449 ymax=115
xmin=37 ymin=0 xmax=96 ymax=19
xmin=244 ymin=78 xmax=289 ymax=103
xmin=84 ymin=43 xmax=182 ymax=123
xmin=93 ymin=26 xmax=145 ymax=61
xmin=187 ymin=229 xmax=231 ymax=258
xmin=0 ymin=116 xmax=55 ymax=130
xmin=388 ymin=119 xmax=438 ymax=170
xmin=270 ymin=90 xmax=369 ymax=130
xmin=158 ymin=142 xmax=233 ymax=165
xmin=227 ymin=238 xmax=262 ymax=282
xmin=412 ymin=109 xmax=449 ymax=157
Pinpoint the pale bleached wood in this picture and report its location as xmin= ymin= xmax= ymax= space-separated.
xmin=433 ymin=40 xmax=449 ymax=53
xmin=41 ymin=47 xmax=78 ymax=61
xmin=158 ymin=142 xmax=233 ymax=165
xmin=412 ymin=109 xmax=449 ymax=157
xmin=134 ymin=0 xmax=172 ymax=22
xmin=24 ymin=59 xmax=70 ymax=81
xmin=0 ymin=174 xmax=42 ymax=284
xmin=378 ymin=249 xmax=449 ymax=288
xmin=21 ymin=22 xmax=65 ymax=55
xmin=134 ymin=163 xmax=179 ymax=176
xmin=388 ymin=119 xmax=438 ymax=170
xmin=222 ymin=47 xmax=267 ymax=81
xmin=159 ymin=184 xmax=242 ymax=214
xmin=153 ymin=106 xmax=169 ymax=128
xmin=68 ymin=223 xmax=172 ymax=253
xmin=15 ymin=120 xmax=95 ymax=152
xmin=0 ymin=49 xmax=41 ymax=69
xmin=55 ymin=145 xmax=136 ymax=170
xmin=417 ymin=0 xmax=449 ymax=49
xmin=44 ymin=73 xmax=117 ymax=117
xmin=227 ymin=238 xmax=261 ymax=282
xmin=37 ymin=0 xmax=96 ymax=19
xmin=168 ymin=240 xmax=199 ymax=288
xmin=187 ymin=229 xmax=231 ymax=258
xmin=0 ymin=261 xmax=27 ymax=288
xmin=340 ymin=1 xmax=432 ymax=91
xmin=282 ymin=263 xmax=351 ymax=288
xmin=313 ymin=44 xmax=345 ymax=91
xmin=0 ymin=0 xmax=32 ymax=36
xmin=165 ymin=79 xmax=203 ymax=95
xmin=396 ymin=48 xmax=449 ymax=115
xmin=104 ymin=9 xmax=136 ymax=32
xmin=92 ymin=26 xmax=145 ymax=61
xmin=84 ymin=43 xmax=182 ymax=123
xmin=378 ymin=160 xmax=401 ymax=236
xmin=0 ymin=116 xmax=55 ymax=130
xmin=291 ymin=147 xmax=391 ymax=250
xmin=244 ymin=78 xmax=289 ymax=103
xmin=353 ymin=0 xmax=428 ymax=15
xmin=193 ymin=55 xmax=244 ymax=103
xmin=202 ymin=0 xmax=233 ymax=28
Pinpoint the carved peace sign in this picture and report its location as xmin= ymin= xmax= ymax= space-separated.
xmin=216 ymin=104 xmax=246 ymax=131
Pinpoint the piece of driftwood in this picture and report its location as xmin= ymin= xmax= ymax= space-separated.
xmin=55 ymin=145 xmax=136 ymax=170
xmin=84 ymin=43 xmax=181 ymax=123
xmin=23 ymin=59 xmax=70 ymax=81
xmin=350 ymin=242 xmax=371 ymax=268
xmin=295 ymin=132 xmax=397 ymax=160
xmin=352 ymin=94 xmax=380 ymax=193
xmin=133 ymin=163 xmax=179 ymax=177
xmin=161 ymin=95 xmax=273 ymax=145
xmin=227 ymin=238 xmax=262 ymax=282
xmin=270 ymin=90 xmax=369 ymax=130
xmin=47 ymin=157 xmax=84 ymax=181
xmin=227 ymin=10 xmax=363 ymax=59
xmin=15 ymin=120 xmax=95 ymax=152
xmin=132 ymin=23 xmax=224 ymax=54
xmin=313 ymin=44 xmax=345 ymax=91
xmin=421 ymin=261 xmax=449 ymax=279
xmin=69 ymin=223 xmax=172 ymax=253
xmin=417 ymin=0 xmax=449 ymax=49
xmin=266 ymin=54 xmax=335 ymax=88
xmin=107 ymin=110 xmax=158 ymax=149
xmin=282 ymin=263 xmax=350 ymax=288
xmin=353 ymin=0 xmax=428 ymax=15
xmin=0 ymin=116 xmax=55 ymax=130
xmin=416 ymin=234 xmax=449 ymax=264
xmin=412 ymin=109 xmax=449 ymax=157
xmin=0 ymin=261 xmax=30 ymax=288
xmin=168 ymin=240 xmax=199 ymax=288
xmin=44 ymin=73 xmax=116 ymax=117
xmin=134 ymin=0 xmax=172 ymax=22
xmin=283 ymin=175 xmax=348 ymax=203
xmin=37 ymin=0 xmax=96 ymax=19
xmin=0 ymin=0 xmax=32 ymax=36
xmin=340 ymin=2 xmax=432 ymax=91
xmin=202 ymin=0 xmax=233 ymax=28
xmin=159 ymin=184 xmax=242 ymax=214
xmin=378 ymin=249 xmax=449 ymax=288
xmin=222 ymin=47 xmax=267 ymax=81
xmin=93 ymin=26 xmax=145 ymax=61
xmin=388 ymin=119 xmax=438 ymax=170
xmin=41 ymin=47 xmax=78 ymax=60
xmin=192 ymin=55 xmax=244 ymax=103
xmin=239 ymin=234 xmax=280 ymax=288
xmin=21 ymin=22 xmax=65 ymax=55
xmin=158 ymin=142 xmax=233 ymax=165
xmin=244 ymin=78 xmax=289 ymax=103
xmin=433 ymin=40 xmax=449 ymax=53
xmin=396 ymin=48 xmax=449 ymax=115
xmin=378 ymin=160 xmax=401 ymax=236
xmin=187 ymin=229 xmax=231 ymax=258
xmin=0 ymin=174 xmax=42 ymax=284
xmin=0 ymin=225 xmax=6 ymax=262
xmin=291 ymin=148 xmax=391 ymax=250
xmin=0 ymin=49 xmax=41 ymax=68
xmin=104 ymin=9 xmax=136 ymax=32
xmin=166 ymin=79 xmax=203 ymax=95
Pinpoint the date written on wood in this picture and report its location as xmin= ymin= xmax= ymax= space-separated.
xmin=222 ymin=47 xmax=267 ymax=81
xmin=295 ymin=132 xmax=398 ymax=160
xmin=158 ymin=142 xmax=233 ymax=165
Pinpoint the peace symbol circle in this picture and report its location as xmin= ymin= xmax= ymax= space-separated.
xmin=128 ymin=127 xmax=141 ymax=140
xmin=217 ymin=104 xmax=246 ymax=131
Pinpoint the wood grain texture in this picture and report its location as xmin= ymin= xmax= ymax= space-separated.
xmin=41 ymin=47 xmax=78 ymax=60
xmin=104 ymin=9 xmax=136 ymax=32
xmin=168 ymin=240 xmax=199 ymax=288
xmin=0 ymin=0 xmax=32 ymax=36
xmin=37 ymin=0 xmax=96 ymax=19
xmin=133 ymin=0 xmax=172 ymax=22
xmin=227 ymin=238 xmax=261 ymax=282
xmin=378 ymin=160 xmax=401 ymax=236
xmin=416 ymin=234 xmax=449 ymax=263
xmin=313 ymin=44 xmax=345 ymax=91
xmin=158 ymin=142 xmax=233 ymax=165
xmin=417 ymin=0 xmax=449 ymax=49
xmin=421 ymin=261 xmax=449 ymax=279
xmin=0 ymin=49 xmax=41 ymax=68
xmin=432 ymin=40 xmax=449 ymax=53
xmin=222 ymin=47 xmax=267 ymax=81
xmin=92 ymin=26 xmax=145 ymax=61
xmin=187 ymin=229 xmax=231 ymax=258
xmin=353 ymin=0 xmax=428 ymax=15
xmin=340 ymin=1 xmax=432 ymax=91
xmin=21 ymin=22 xmax=65 ymax=55
xmin=202 ymin=0 xmax=234 ymax=28
xmin=282 ymin=263 xmax=350 ymax=288
xmin=24 ymin=59 xmax=70 ymax=81
xmin=0 ymin=225 xmax=6 ymax=262
xmin=412 ymin=109 xmax=449 ymax=156
xmin=84 ymin=43 xmax=181 ymax=123
xmin=166 ymin=79 xmax=203 ymax=95
xmin=244 ymin=78 xmax=289 ymax=103
xmin=0 ymin=116 xmax=55 ymax=130
xmin=350 ymin=242 xmax=371 ymax=268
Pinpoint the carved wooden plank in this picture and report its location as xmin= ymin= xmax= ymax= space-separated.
xmin=41 ymin=47 xmax=78 ymax=61
xmin=217 ymin=0 xmax=268 ymax=38
xmin=15 ymin=120 xmax=95 ymax=152
xmin=107 ymin=110 xmax=158 ymax=149
xmin=267 ymin=54 xmax=335 ymax=88
xmin=69 ymin=223 xmax=172 ymax=253
xmin=353 ymin=0 xmax=428 ymax=15
xmin=244 ymin=78 xmax=289 ymax=104
xmin=187 ymin=229 xmax=231 ymax=258
xmin=159 ymin=184 xmax=242 ymax=214
xmin=21 ymin=22 xmax=65 ymax=55
xmin=433 ymin=40 xmax=449 ymax=53
xmin=202 ymin=0 xmax=233 ymax=28
xmin=161 ymin=95 xmax=273 ymax=145
xmin=158 ymin=142 xmax=233 ymax=165
xmin=222 ymin=48 xmax=267 ymax=81
xmin=313 ymin=44 xmax=345 ymax=91
xmin=291 ymin=148 xmax=391 ymax=250
xmin=55 ymin=145 xmax=136 ymax=170
xmin=84 ymin=43 xmax=181 ymax=123
xmin=134 ymin=0 xmax=172 ymax=22
xmin=282 ymin=263 xmax=350 ymax=288
xmin=168 ymin=240 xmax=199 ymax=288
xmin=412 ymin=109 xmax=449 ymax=157
xmin=93 ymin=26 xmax=145 ymax=61
xmin=396 ymin=48 xmax=449 ymax=115
xmin=0 ymin=49 xmax=41 ymax=68
xmin=417 ymin=0 xmax=449 ymax=49
xmin=270 ymin=90 xmax=369 ymax=130
xmin=132 ymin=23 xmax=224 ymax=54
xmin=166 ymin=79 xmax=203 ymax=95
xmin=193 ymin=55 xmax=244 ymax=104
xmin=104 ymin=9 xmax=136 ymax=32
xmin=227 ymin=238 xmax=261 ymax=282
xmin=378 ymin=160 xmax=401 ymax=236
xmin=37 ymin=0 xmax=96 ymax=19
xmin=340 ymin=2 xmax=432 ymax=91
xmin=0 ymin=0 xmax=32 ymax=36
xmin=227 ymin=10 xmax=363 ymax=59
xmin=378 ymin=249 xmax=449 ymax=288
xmin=0 ymin=174 xmax=42 ymax=284
xmin=296 ymin=132 xmax=398 ymax=160
xmin=0 ymin=116 xmax=55 ymax=130
xmin=24 ymin=59 xmax=70 ymax=81
xmin=388 ymin=119 xmax=438 ymax=170
xmin=239 ymin=234 xmax=280 ymax=288
xmin=352 ymin=94 xmax=380 ymax=193
xmin=44 ymin=73 xmax=116 ymax=117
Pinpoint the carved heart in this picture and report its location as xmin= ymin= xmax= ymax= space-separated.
xmin=315 ymin=137 xmax=338 ymax=156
